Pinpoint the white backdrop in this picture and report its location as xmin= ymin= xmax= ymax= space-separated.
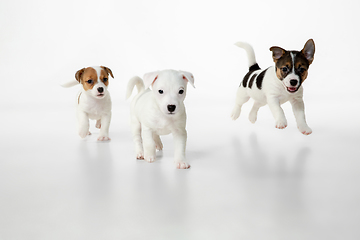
xmin=1 ymin=0 xmax=360 ymax=239
xmin=1 ymin=0 xmax=359 ymax=106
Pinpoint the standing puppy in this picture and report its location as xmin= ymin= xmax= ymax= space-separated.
xmin=231 ymin=39 xmax=315 ymax=135
xmin=126 ymin=69 xmax=195 ymax=169
xmin=62 ymin=66 xmax=114 ymax=141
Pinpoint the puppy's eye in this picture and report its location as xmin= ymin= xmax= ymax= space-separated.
xmin=103 ymin=78 xmax=108 ymax=82
xmin=282 ymin=67 xmax=289 ymax=73
xmin=87 ymin=80 xmax=93 ymax=84
xmin=298 ymin=67 xmax=306 ymax=74
xmin=179 ymin=89 xmax=184 ymax=94
xmin=158 ymin=90 xmax=164 ymax=94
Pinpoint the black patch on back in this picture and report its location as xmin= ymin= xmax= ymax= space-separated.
xmin=241 ymin=71 xmax=251 ymax=87
xmin=256 ymin=68 xmax=269 ymax=90
xmin=240 ymin=63 xmax=261 ymax=87
xmin=248 ymin=74 xmax=257 ymax=89
xmin=249 ymin=63 xmax=260 ymax=72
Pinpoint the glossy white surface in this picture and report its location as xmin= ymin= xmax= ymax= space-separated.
xmin=1 ymin=0 xmax=360 ymax=239
xmin=1 ymin=93 xmax=360 ymax=239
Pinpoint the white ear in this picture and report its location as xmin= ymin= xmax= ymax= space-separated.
xmin=179 ymin=70 xmax=195 ymax=88
xmin=143 ymin=71 xmax=160 ymax=89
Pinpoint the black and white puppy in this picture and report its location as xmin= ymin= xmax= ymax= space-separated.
xmin=231 ymin=39 xmax=315 ymax=135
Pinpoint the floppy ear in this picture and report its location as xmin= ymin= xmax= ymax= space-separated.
xmin=301 ymin=39 xmax=315 ymax=64
xmin=101 ymin=66 xmax=114 ymax=78
xmin=179 ymin=70 xmax=195 ymax=88
xmin=269 ymin=46 xmax=286 ymax=62
xmin=143 ymin=71 xmax=160 ymax=89
xmin=75 ymin=68 xmax=85 ymax=82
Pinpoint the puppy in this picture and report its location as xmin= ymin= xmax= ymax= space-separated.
xmin=61 ymin=66 xmax=114 ymax=140
xmin=126 ymin=69 xmax=195 ymax=169
xmin=231 ymin=39 xmax=315 ymax=135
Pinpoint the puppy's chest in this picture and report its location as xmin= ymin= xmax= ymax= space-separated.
xmin=80 ymin=100 xmax=111 ymax=119
xmin=153 ymin=118 xmax=175 ymax=135
xmin=147 ymin=115 xmax=185 ymax=135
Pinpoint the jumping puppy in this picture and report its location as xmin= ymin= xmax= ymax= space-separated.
xmin=61 ymin=66 xmax=114 ymax=140
xmin=126 ymin=69 xmax=195 ymax=169
xmin=231 ymin=39 xmax=315 ymax=135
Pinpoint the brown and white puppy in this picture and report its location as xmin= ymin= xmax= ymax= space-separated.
xmin=231 ymin=40 xmax=315 ymax=135
xmin=62 ymin=66 xmax=114 ymax=140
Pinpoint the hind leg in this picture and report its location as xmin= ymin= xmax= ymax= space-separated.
xmin=231 ymin=87 xmax=250 ymax=120
xmin=130 ymin=118 xmax=144 ymax=159
xmin=249 ymin=101 xmax=265 ymax=123
xmin=153 ymin=133 xmax=163 ymax=151
xmin=96 ymin=119 xmax=101 ymax=129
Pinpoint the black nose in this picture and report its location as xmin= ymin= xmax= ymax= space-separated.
xmin=290 ymin=80 xmax=298 ymax=86
xmin=97 ymin=87 xmax=104 ymax=93
xmin=167 ymin=105 xmax=176 ymax=113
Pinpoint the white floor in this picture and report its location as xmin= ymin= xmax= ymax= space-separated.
xmin=1 ymin=90 xmax=360 ymax=240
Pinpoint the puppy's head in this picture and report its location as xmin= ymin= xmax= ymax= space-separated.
xmin=270 ymin=39 xmax=315 ymax=94
xmin=143 ymin=69 xmax=195 ymax=115
xmin=75 ymin=66 xmax=114 ymax=98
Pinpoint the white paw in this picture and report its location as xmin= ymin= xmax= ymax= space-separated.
xmin=275 ymin=119 xmax=287 ymax=129
xmin=230 ymin=107 xmax=241 ymax=121
xmin=136 ymin=150 xmax=144 ymax=160
xmin=155 ymin=143 xmax=163 ymax=151
xmin=248 ymin=112 xmax=257 ymax=123
xmin=79 ymin=129 xmax=90 ymax=138
xmin=175 ymin=161 xmax=191 ymax=169
xmin=97 ymin=136 xmax=111 ymax=141
xmin=136 ymin=153 xmax=144 ymax=160
xmin=145 ymin=155 xmax=155 ymax=163
xmin=298 ymin=125 xmax=312 ymax=135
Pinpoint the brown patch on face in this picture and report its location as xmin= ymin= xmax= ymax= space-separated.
xmin=100 ymin=66 xmax=114 ymax=78
xmin=294 ymin=53 xmax=310 ymax=82
xmin=274 ymin=52 xmax=293 ymax=80
xmin=100 ymin=66 xmax=114 ymax=87
xmin=75 ymin=67 xmax=98 ymax=91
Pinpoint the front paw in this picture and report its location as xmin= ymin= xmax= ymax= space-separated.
xmin=298 ymin=125 xmax=312 ymax=135
xmin=175 ymin=161 xmax=191 ymax=169
xmin=275 ymin=119 xmax=287 ymax=129
xmin=79 ymin=128 xmax=90 ymax=138
xmin=144 ymin=155 xmax=155 ymax=163
xmin=98 ymin=135 xmax=111 ymax=141
xmin=136 ymin=152 xmax=144 ymax=160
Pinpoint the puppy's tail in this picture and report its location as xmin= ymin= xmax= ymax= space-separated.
xmin=60 ymin=80 xmax=79 ymax=88
xmin=126 ymin=76 xmax=145 ymax=99
xmin=234 ymin=42 xmax=260 ymax=70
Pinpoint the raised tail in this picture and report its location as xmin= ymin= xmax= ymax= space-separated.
xmin=234 ymin=42 xmax=260 ymax=70
xmin=60 ymin=80 xmax=79 ymax=88
xmin=126 ymin=76 xmax=145 ymax=99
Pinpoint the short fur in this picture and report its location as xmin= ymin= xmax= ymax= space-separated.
xmin=231 ymin=40 xmax=315 ymax=135
xmin=126 ymin=69 xmax=195 ymax=169
xmin=61 ymin=66 xmax=114 ymax=140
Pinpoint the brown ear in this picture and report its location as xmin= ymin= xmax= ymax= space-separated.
xmin=101 ymin=66 xmax=114 ymax=78
xmin=301 ymin=39 xmax=315 ymax=64
xmin=269 ymin=46 xmax=286 ymax=62
xmin=75 ymin=68 xmax=85 ymax=82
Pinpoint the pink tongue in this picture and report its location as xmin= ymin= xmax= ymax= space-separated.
xmin=288 ymin=87 xmax=296 ymax=92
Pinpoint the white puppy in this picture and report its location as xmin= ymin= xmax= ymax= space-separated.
xmin=126 ymin=69 xmax=195 ymax=169
xmin=61 ymin=66 xmax=114 ymax=141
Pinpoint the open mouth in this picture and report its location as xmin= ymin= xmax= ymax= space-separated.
xmin=286 ymin=87 xmax=298 ymax=93
xmin=97 ymin=93 xmax=105 ymax=97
